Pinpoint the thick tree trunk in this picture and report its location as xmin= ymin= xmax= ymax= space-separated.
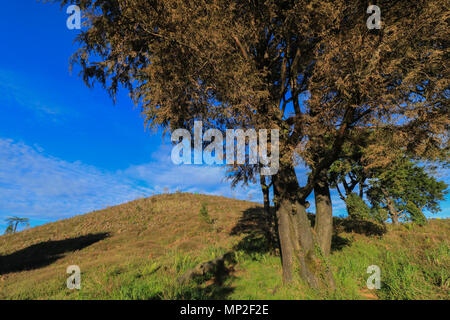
xmin=276 ymin=199 xmax=295 ymax=283
xmin=273 ymin=164 xmax=335 ymax=289
xmin=314 ymin=171 xmax=333 ymax=256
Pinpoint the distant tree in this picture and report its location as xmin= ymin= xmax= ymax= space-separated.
xmin=405 ymin=201 xmax=428 ymax=226
xmin=329 ymin=128 xmax=448 ymax=225
xmin=4 ymin=224 xmax=14 ymax=234
xmin=367 ymin=158 xmax=447 ymax=225
xmin=4 ymin=217 xmax=30 ymax=234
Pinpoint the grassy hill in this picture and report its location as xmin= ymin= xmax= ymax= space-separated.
xmin=0 ymin=193 xmax=448 ymax=300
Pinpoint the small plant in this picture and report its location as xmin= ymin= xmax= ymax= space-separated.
xmin=199 ymin=203 xmax=212 ymax=224
xmin=174 ymin=253 xmax=196 ymax=274
xmin=142 ymin=262 xmax=160 ymax=276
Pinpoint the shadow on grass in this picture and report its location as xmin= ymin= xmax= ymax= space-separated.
xmin=331 ymin=234 xmax=352 ymax=252
xmin=191 ymin=278 xmax=236 ymax=299
xmin=230 ymin=207 xmax=273 ymax=255
xmin=0 ymin=233 xmax=109 ymax=275
xmin=172 ymin=252 xmax=238 ymax=300
xmin=142 ymin=283 xmax=235 ymax=300
xmin=307 ymin=213 xmax=387 ymax=252
xmin=231 ymin=208 xmax=387 ymax=255
xmin=173 ymin=281 xmax=236 ymax=300
xmin=333 ymin=217 xmax=387 ymax=237
xmin=161 ymin=207 xmax=272 ymax=300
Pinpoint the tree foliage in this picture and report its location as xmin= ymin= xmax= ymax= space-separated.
xmin=367 ymin=158 xmax=448 ymax=224
xmin=345 ymin=193 xmax=371 ymax=220
xmin=406 ymin=201 xmax=428 ymax=226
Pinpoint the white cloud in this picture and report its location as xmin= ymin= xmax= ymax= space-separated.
xmin=0 ymin=138 xmax=152 ymax=219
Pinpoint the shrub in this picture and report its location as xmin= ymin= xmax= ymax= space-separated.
xmin=370 ymin=206 xmax=388 ymax=224
xmin=407 ymin=201 xmax=427 ymax=226
xmin=199 ymin=203 xmax=212 ymax=224
xmin=345 ymin=193 xmax=371 ymax=220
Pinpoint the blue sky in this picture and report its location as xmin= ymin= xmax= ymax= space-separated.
xmin=0 ymin=1 xmax=448 ymax=232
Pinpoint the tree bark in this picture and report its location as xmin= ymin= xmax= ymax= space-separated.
xmin=273 ymin=164 xmax=335 ymax=289
xmin=314 ymin=170 xmax=333 ymax=256
xmin=382 ymin=189 xmax=400 ymax=225
xmin=272 ymin=177 xmax=282 ymax=259
xmin=260 ymin=175 xmax=271 ymax=216
xmin=391 ymin=213 xmax=399 ymax=225
xmin=359 ymin=177 xmax=366 ymax=199
xmin=387 ymin=201 xmax=399 ymax=225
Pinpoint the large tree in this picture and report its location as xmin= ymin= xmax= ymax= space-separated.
xmin=49 ymin=0 xmax=449 ymax=287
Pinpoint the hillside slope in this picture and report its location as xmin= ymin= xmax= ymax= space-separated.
xmin=0 ymin=193 xmax=448 ymax=300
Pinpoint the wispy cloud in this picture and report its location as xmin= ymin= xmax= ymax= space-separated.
xmin=0 ymin=138 xmax=153 ymax=219
xmin=0 ymin=68 xmax=72 ymax=122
